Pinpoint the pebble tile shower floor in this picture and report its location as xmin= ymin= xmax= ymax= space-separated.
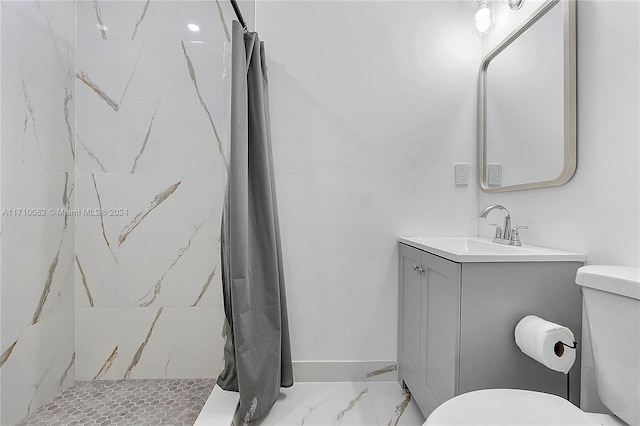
xmin=16 ymin=379 xmax=215 ymax=426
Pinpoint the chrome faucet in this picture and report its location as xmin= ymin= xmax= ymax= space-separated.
xmin=479 ymin=204 xmax=513 ymax=244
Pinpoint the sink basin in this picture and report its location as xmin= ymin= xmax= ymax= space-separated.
xmin=398 ymin=237 xmax=586 ymax=263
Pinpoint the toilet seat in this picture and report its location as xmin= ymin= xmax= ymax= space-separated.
xmin=424 ymin=389 xmax=601 ymax=425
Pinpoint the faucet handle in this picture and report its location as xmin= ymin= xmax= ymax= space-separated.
xmin=488 ymin=223 xmax=502 ymax=239
xmin=510 ymin=226 xmax=528 ymax=246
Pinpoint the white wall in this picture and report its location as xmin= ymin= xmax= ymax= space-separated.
xmin=258 ymin=0 xmax=638 ymax=370
xmin=478 ymin=0 xmax=640 ymax=268
xmin=257 ymin=1 xmax=480 ymax=362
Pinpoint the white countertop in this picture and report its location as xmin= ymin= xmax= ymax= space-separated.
xmin=399 ymin=237 xmax=586 ymax=263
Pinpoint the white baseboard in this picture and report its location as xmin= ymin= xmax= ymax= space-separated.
xmin=292 ymin=361 xmax=397 ymax=382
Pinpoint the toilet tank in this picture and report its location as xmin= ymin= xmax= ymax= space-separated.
xmin=576 ymin=265 xmax=640 ymax=426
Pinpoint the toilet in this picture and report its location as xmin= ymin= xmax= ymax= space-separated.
xmin=424 ymin=265 xmax=640 ymax=426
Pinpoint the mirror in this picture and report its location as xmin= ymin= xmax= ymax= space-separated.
xmin=478 ymin=0 xmax=576 ymax=192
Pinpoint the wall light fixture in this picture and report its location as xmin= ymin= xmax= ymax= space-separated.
xmin=505 ymin=0 xmax=525 ymax=10
xmin=474 ymin=0 xmax=495 ymax=35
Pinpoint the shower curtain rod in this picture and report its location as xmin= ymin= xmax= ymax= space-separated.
xmin=229 ymin=0 xmax=249 ymax=33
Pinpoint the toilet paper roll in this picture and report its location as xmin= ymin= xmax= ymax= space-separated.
xmin=514 ymin=315 xmax=576 ymax=374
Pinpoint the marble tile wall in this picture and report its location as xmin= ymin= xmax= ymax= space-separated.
xmin=2 ymin=0 xmax=248 ymax=423
xmin=1 ymin=1 xmax=77 ymax=424
xmin=73 ymin=0 xmax=239 ymax=382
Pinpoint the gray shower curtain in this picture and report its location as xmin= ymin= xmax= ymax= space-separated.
xmin=217 ymin=20 xmax=294 ymax=425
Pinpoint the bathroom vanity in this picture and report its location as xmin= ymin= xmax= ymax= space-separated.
xmin=397 ymin=237 xmax=585 ymax=418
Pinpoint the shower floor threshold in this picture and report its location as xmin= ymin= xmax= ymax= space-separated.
xmin=195 ymin=384 xmax=239 ymax=425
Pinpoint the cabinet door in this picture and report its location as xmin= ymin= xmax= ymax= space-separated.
xmin=398 ymin=244 xmax=422 ymax=394
xmin=418 ymin=252 xmax=461 ymax=417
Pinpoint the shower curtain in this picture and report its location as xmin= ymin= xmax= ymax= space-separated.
xmin=217 ymin=20 xmax=294 ymax=425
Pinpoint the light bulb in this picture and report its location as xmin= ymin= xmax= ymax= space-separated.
xmin=187 ymin=24 xmax=200 ymax=32
xmin=475 ymin=6 xmax=493 ymax=34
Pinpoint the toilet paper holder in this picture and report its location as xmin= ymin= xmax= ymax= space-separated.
xmin=554 ymin=340 xmax=577 ymax=357
xmin=554 ymin=341 xmax=578 ymax=401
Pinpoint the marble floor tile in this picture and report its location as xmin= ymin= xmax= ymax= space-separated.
xmin=366 ymin=381 xmax=426 ymax=426
xmin=16 ymin=379 xmax=214 ymax=426
xmin=195 ymin=381 xmax=425 ymax=426
xmin=252 ymin=382 xmax=379 ymax=426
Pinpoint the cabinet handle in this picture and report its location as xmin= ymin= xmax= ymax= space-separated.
xmin=413 ymin=264 xmax=419 ymax=271
xmin=418 ymin=267 xmax=425 ymax=274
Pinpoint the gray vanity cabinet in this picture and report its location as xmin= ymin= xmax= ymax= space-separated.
xmin=398 ymin=242 xmax=583 ymax=418
xmin=398 ymin=244 xmax=424 ymax=395
xmin=398 ymin=244 xmax=461 ymax=416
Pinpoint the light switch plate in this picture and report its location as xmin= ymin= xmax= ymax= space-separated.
xmin=488 ymin=163 xmax=503 ymax=186
xmin=454 ymin=164 xmax=469 ymax=185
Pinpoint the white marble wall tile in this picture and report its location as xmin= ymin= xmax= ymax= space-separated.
xmin=1 ymin=164 xmax=75 ymax=340
xmin=75 ymin=39 xmax=227 ymax=174
xmin=121 ymin=40 xmax=228 ymax=174
xmin=74 ymin=172 xmax=223 ymax=308
xmin=72 ymin=0 xmax=233 ymax=385
xmin=76 ymin=1 xmax=144 ymax=42
xmin=74 ymin=308 xmax=124 ymax=380
xmin=0 ymin=310 xmax=76 ymax=426
xmin=75 ymin=39 xmax=126 ymax=109
xmin=1 ymin=1 xmax=77 ymax=422
xmin=76 ymin=0 xmax=234 ymax=43
xmin=75 ymin=307 xmax=224 ymax=380
xmin=1 ymin=0 xmax=76 ymax=172
xmin=34 ymin=0 xmax=77 ymax=34
xmin=126 ymin=307 xmax=225 ymax=379
xmin=53 ymin=258 xmax=77 ymax=318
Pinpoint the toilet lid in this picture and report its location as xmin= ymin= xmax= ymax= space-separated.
xmin=424 ymin=389 xmax=601 ymax=426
